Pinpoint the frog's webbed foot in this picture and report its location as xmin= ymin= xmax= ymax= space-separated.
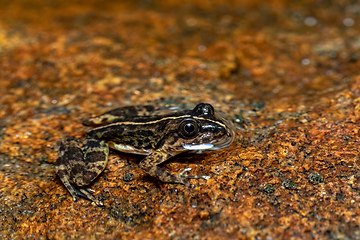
xmin=175 ymin=167 xmax=210 ymax=186
xmin=76 ymin=188 xmax=104 ymax=206
xmin=178 ymin=167 xmax=210 ymax=180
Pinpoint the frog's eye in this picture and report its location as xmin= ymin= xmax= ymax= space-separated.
xmin=194 ymin=103 xmax=215 ymax=116
xmin=179 ymin=119 xmax=199 ymax=138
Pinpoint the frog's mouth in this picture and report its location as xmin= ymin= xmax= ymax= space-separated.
xmin=182 ymin=127 xmax=235 ymax=153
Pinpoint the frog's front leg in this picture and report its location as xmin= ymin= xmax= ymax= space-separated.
xmin=138 ymin=150 xmax=209 ymax=186
xmin=55 ymin=138 xmax=109 ymax=206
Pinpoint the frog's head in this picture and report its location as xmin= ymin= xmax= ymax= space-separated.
xmin=167 ymin=103 xmax=235 ymax=153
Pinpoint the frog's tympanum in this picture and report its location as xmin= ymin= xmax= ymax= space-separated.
xmin=55 ymin=103 xmax=235 ymax=205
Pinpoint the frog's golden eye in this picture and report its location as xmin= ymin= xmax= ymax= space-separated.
xmin=179 ymin=119 xmax=199 ymax=138
xmin=194 ymin=103 xmax=215 ymax=116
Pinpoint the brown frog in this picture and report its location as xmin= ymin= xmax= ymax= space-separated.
xmin=55 ymin=103 xmax=235 ymax=205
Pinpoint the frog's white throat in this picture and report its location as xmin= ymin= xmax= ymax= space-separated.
xmin=183 ymin=143 xmax=214 ymax=151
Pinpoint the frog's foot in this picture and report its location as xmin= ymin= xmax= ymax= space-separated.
xmin=139 ymin=151 xmax=210 ymax=186
xmin=178 ymin=167 xmax=210 ymax=180
xmin=56 ymin=167 xmax=104 ymax=206
xmin=175 ymin=167 xmax=210 ymax=186
xmin=76 ymin=188 xmax=104 ymax=206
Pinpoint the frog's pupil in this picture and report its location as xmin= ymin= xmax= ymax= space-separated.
xmin=185 ymin=123 xmax=195 ymax=133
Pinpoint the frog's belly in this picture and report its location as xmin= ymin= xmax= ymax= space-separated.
xmin=108 ymin=141 xmax=151 ymax=155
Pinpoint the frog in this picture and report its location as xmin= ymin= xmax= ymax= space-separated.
xmin=55 ymin=103 xmax=235 ymax=205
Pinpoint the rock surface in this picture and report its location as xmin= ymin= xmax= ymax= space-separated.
xmin=1 ymin=0 xmax=360 ymax=239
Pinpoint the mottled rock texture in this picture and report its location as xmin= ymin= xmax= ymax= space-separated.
xmin=1 ymin=0 xmax=360 ymax=239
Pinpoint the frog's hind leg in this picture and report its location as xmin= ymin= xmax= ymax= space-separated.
xmin=55 ymin=140 xmax=84 ymax=201
xmin=55 ymin=138 xmax=109 ymax=206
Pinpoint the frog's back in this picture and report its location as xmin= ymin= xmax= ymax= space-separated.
xmin=82 ymin=105 xmax=186 ymax=126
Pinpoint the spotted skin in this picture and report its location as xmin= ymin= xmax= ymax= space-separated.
xmin=55 ymin=103 xmax=235 ymax=205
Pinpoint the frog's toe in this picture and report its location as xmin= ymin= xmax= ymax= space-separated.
xmin=178 ymin=167 xmax=210 ymax=181
xmin=78 ymin=188 xmax=104 ymax=206
xmin=184 ymin=174 xmax=210 ymax=180
xmin=85 ymin=188 xmax=96 ymax=193
xmin=69 ymin=187 xmax=103 ymax=206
